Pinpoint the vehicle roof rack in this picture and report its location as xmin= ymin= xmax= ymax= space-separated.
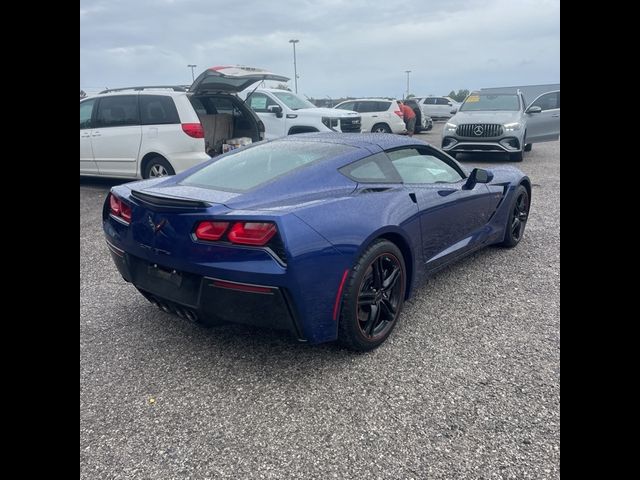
xmin=98 ymin=85 xmax=189 ymax=94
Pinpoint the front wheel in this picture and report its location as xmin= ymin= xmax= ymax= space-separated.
xmin=524 ymin=143 xmax=532 ymax=152
xmin=499 ymin=185 xmax=530 ymax=248
xmin=337 ymin=240 xmax=406 ymax=351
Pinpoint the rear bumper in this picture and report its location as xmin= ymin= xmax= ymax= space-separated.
xmin=107 ymin=244 xmax=305 ymax=340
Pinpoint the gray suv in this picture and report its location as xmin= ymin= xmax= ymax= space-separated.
xmin=441 ymin=90 xmax=560 ymax=161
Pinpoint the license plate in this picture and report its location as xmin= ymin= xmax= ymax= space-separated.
xmin=147 ymin=264 xmax=183 ymax=287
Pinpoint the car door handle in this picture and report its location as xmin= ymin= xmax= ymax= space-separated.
xmin=80 ymin=133 xmax=90 ymax=138
xmin=91 ymin=131 xmax=101 ymax=137
xmin=371 ymin=115 xmax=378 ymax=117
xmin=409 ymin=192 xmax=417 ymax=203
xmin=437 ymin=189 xmax=457 ymax=197
xmin=552 ymin=114 xmax=560 ymax=117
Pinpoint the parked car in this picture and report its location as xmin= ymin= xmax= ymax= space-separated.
xmin=333 ymin=98 xmax=406 ymax=134
xmin=441 ymin=90 xmax=560 ymax=161
xmin=412 ymin=96 xmax=460 ymax=120
xmin=80 ymin=66 xmax=288 ymax=179
xmin=243 ymin=89 xmax=362 ymax=140
xmin=402 ymin=98 xmax=433 ymax=132
xmin=103 ymin=132 xmax=531 ymax=351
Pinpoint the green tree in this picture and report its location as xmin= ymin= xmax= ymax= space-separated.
xmin=448 ymin=89 xmax=470 ymax=102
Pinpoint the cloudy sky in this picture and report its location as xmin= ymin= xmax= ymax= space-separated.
xmin=80 ymin=0 xmax=559 ymax=99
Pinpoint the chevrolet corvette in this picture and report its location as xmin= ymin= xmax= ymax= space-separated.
xmin=103 ymin=133 xmax=531 ymax=350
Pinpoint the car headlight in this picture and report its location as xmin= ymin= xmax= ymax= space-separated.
xmin=444 ymin=122 xmax=457 ymax=132
xmin=504 ymin=122 xmax=522 ymax=131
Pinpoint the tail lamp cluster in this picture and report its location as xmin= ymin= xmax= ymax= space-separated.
xmin=109 ymin=193 xmax=132 ymax=224
xmin=194 ymin=221 xmax=277 ymax=246
xmin=394 ymin=110 xmax=404 ymax=117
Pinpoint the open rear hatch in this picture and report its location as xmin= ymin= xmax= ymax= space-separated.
xmin=189 ymin=66 xmax=290 ymax=94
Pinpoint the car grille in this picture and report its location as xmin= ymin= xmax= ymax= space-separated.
xmin=340 ymin=117 xmax=362 ymax=133
xmin=456 ymin=124 xmax=504 ymax=137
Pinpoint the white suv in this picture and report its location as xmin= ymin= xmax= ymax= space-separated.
xmin=243 ymin=89 xmax=362 ymax=140
xmin=413 ymin=96 xmax=460 ymax=120
xmin=333 ymin=99 xmax=406 ymax=134
xmin=80 ymin=66 xmax=288 ymax=179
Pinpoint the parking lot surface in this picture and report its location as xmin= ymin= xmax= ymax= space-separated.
xmin=80 ymin=123 xmax=560 ymax=479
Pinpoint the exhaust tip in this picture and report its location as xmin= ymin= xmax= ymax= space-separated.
xmin=184 ymin=309 xmax=198 ymax=322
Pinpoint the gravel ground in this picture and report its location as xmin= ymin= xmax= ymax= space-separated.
xmin=80 ymin=123 xmax=560 ymax=479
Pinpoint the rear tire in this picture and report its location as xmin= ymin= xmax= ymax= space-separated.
xmin=371 ymin=123 xmax=392 ymax=133
xmin=498 ymin=185 xmax=530 ymax=248
xmin=524 ymin=143 xmax=532 ymax=152
xmin=143 ymin=156 xmax=175 ymax=179
xmin=337 ymin=240 xmax=406 ymax=351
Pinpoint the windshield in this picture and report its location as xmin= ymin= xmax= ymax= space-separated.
xmin=271 ymin=91 xmax=316 ymax=110
xmin=460 ymin=94 xmax=520 ymax=112
xmin=180 ymin=141 xmax=356 ymax=192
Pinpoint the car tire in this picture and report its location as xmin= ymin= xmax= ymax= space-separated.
xmin=510 ymin=151 xmax=523 ymax=162
xmin=498 ymin=185 xmax=530 ymax=248
xmin=524 ymin=143 xmax=532 ymax=152
xmin=371 ymin=123 xmax=392 ymax=133
xmin=337 ymin=240 xmax=406 ymax=351
xmin=143 ymin=156 xmax=175 ymax=179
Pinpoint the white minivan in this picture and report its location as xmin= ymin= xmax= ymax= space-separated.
xmin=80 ymin=66 xmax=289 ymax=179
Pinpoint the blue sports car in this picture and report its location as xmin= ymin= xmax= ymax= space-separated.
xmin=103 ymin=133 xmax=531 ymax=351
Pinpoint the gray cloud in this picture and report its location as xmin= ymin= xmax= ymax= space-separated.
xmin=80 ymin=0 xmax=559 ymax=97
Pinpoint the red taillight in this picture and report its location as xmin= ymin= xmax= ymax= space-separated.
xmin=182 ymin=123 xmax=204 ymax=138
xmin=228 ymin=222 xmax=277 ymax=246
xmin=109 ymin=193 xmax=132 ymax=224
xmin=109 ymin=194 xmax=121 ymax=216
xmin=194 ymin=221 xmax=230 ymax=241
xmin=120 ymin=202 xmax=132 ymax=222
xmin=394 ymin=110 xmax=404 ymax=117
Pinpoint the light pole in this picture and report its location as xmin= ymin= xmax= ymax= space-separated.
xmin=187 ymin=64 xmax=197 ymax=82
xmin=405 ymin=70 xmax=411 ymax=99
xmin=289 ymin=39 xmax=299 ymax=93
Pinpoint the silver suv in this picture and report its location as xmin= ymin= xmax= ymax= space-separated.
xmin=441 ymin=90 xmax=560 ymax=161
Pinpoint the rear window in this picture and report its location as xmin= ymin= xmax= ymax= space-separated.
xmin=140 ymin=95 xmax=180 ymax=125
xmin=180 ymin=141 xmax=356 ymax=192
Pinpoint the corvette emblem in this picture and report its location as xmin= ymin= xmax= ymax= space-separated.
xmin=147 ymin=215 xmax=167 ymax=234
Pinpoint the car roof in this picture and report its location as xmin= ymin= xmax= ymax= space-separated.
xmin=338 ymin=98 xmax=396 ymax=102
xmin=274 ymin=132 xmax=430 ymax=150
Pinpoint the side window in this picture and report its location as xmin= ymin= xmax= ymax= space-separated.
xmin=425 ymin=98 xmax=437 ymax=105
xmin=376 ymin=101 xmax=392 ymax=111
xmin=387 ymin=148 xmax=464 ymax=184
xmin=247 ymin=93 xmax=277 ymax=113
xmin=139 ymin=95 xmax=180 ymax=125
xmin=339 ymin=152 xmax=401 ymax=183
xmin=80 ymin=99 xmax=96 ymax=130
xmin=336 ymin=102 xmax=356 ymax=111
xmin=436 ymin=98 xmax=450 ymax=105
xmin=530 ymin=92 xmax=560 ymax=111
xmin=357 ymin=102 xmax=377 ymax=113
xmin=95 ymin=96 xmax=139 ymax=128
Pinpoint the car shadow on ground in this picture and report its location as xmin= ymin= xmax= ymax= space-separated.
xmin=80 ymin=177 xmax=134 ymax=189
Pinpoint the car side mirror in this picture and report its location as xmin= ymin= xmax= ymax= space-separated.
xmin=447 ymin=102 xmax=452 ymax=106
xmin=450 ymin=108 xmax=457 ymax=114
xmin=464 ymin=168 xmax=494 ymax=189
xmin=268 ymin=105 xmax=283 ymax=118
xmin=526 ymin=105 xmax=542 ymax=114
